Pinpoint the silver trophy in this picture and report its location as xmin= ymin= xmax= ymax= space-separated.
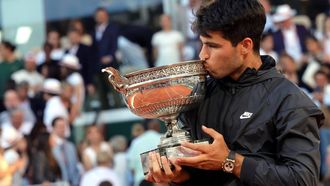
xmin=102 ymin=60 xmax=207 ymax=174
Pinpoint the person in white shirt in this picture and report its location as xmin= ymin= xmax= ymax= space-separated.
xmin=11 ymin=52 xmax=44 ymax=97
xmin=272 ymin=4 xmax=310 ymax=65
xmin=59 ymin=54 xmax=85 ymax=119
xmin=127 ymin=119 xmax=162 ymax=186
xmin=80 ymin=151 xmax=121 ymax=186
xmin=1 ymin=109 xmax=33 ymax=137
xmin=42 ymin=79 xmax=70 ymax=136
xmin=152 ymin=14 xmax=185 ymax=67
xmin=36 ymin=30 xmax=64 ymax=65
xmin=82 ymin=125 xmax=112 ymax=171
xmin=0 ymin=89 xmax=36 ymax=125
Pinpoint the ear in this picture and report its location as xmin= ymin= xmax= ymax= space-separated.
xmin=240 ymin=38 xmax=254 ymax=55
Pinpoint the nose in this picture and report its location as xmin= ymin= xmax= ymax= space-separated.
xmin=199 ymin=45 xmax=209 ymax=61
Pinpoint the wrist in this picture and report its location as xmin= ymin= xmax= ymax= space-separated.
xmin=221 ymin=150 xmax=245 ymax=178
xmin=233 ymin=153 xmax=245 ymax=178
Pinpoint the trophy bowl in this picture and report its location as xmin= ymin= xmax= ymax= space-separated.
xmin=102 ymin=60 xmax=207 ymax=174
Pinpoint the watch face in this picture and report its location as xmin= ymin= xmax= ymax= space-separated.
xmin=223 ymin=161 xmax=235 ymax=172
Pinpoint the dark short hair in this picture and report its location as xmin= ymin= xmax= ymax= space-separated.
xmin=1 ymin=41 xmax=16 ymax=52
xmin=95 ymin=7 xmax=109 ymax=15
xmin=193 ymin=0 xmax=266 ymax=52
xmin=51 ymin=117 xmax=65 ymax=128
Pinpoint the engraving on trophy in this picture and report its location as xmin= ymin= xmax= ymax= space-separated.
xmin=102 ymin=60 xmax=207 ymax=174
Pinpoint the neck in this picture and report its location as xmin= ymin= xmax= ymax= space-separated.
xmin=4 ymin=54 xmax=16 ymax=62
xmin=230 ymin=53 xmax=262 ymax=80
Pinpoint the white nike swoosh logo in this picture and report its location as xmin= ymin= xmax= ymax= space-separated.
xmin=240 ymin=112 xmax=253 ymax=119
xmin=240 ymin=115 xmax=250 ymax=119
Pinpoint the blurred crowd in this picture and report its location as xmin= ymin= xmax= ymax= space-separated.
xmin=0 ymin=0 xmax=330 ymax=185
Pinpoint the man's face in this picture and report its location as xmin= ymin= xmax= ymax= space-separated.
xmin=199 ymin=32 xmax=245 ymax=80
xmin=95 ymin=10 xmax=108 ymax=25
xmin=68 ymin=31 xmax=81 ymax=45
xmin=11 ymin=111 xmax=23 ymax=129
xmin=53 ymin=119 xmax=66 ymax=138
xmin=4 ymin=90 xmax=20 ymax=110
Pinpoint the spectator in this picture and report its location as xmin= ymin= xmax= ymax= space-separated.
xmin=11 ymin=52 xmax=44 ymax=97
xmin=31 ymin=132 xmax=62 ymax=185
xmin=277 ymin=53 xmax=312 ymax=91
xmin=92 ymin=7 xmax=122 ymax=109
xmin=37 ymin=42 xmax=61 ymax=79
xmin=59 ymin=54 xmax=85 ymax=119
xmin=312 ymin=70 xmax=330 ymax=180
xmin=80 ymin=151 xmax=121 ymax=186
xmin=316 ymin=15 xmax=330 ymax=57
xmin=152 ymin=14 xmax=184 ymax=66
xmin=11 ymin=136 xmax=30 ymax=186
xmin=62 ymin=19 xmax=92 ymax=47
xmin=1 ymin=108 xmax=34 ymax=136
xmin=0 ymin=89 xmax=36 ymax=125
xmin=109 ymin=135 xmax=132 ymax=186
xmin=272 ymin=4 xmax=311 ymax=65
xmin=51 ymin=117 xmax=80 ymax=186
xmin=37 ymin=30 xmax=64 ymax=65
xmin=42 ymin=79 xmax=70 ymax=136
xmin=260 ymin=32 xmax=278 ymax=62
xmin=302 ymin=35 xmax=329 ymax=88
xmin=65 ymin=27 xmax=93 ymax=87
xmin=0 ymin=41 xmax=23 ymax=109
xmin=259 ymin=0 xmax=275 ymax=32
xmin=176 ymin=0 xmax=202 ymax=60
xmin=127 ymin=123 xmax=145 ymax=148
xmin=0 ymin=139 xmax=21 ymax=186
xmin=127 ymin=119 xmax=162 ymax=186
xmin=82 ymin=125 xmax=112 ymax=171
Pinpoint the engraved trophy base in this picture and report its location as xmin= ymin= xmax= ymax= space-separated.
xmin=140 ymin=128 xmax=208 ymax=175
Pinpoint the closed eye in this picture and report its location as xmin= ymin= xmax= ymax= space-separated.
xmin=204 ymin=42 xmax=220 ymax=48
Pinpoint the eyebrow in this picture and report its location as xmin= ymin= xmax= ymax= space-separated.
xmin=203 ymin=41 xmax=220 ymax=46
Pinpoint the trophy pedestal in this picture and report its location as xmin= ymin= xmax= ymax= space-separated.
xmin=140 ymin=130 xmax=208 ymax=175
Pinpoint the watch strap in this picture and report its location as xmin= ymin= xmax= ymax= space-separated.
xmin=228 ymin=150 xmax=236 ymax=161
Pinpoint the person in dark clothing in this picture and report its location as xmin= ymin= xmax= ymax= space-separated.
xmin=145 ymin=0 xmax=324 ymax=186
xmin=92 ymin=7 xmax=122 ymax=109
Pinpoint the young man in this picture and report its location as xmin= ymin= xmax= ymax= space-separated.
xmin=146 ymin=0 xmax=324 ymax=185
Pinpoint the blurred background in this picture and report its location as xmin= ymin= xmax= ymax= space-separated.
xmin=0 ymin=0 xmax=330 ymax=185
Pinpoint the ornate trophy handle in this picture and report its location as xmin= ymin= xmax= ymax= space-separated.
xmin=102 ymin=67 xmax=128 ymax=94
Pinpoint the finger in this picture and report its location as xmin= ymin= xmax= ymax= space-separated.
xmin=179 ymin=146 xmax=201 ymax=156
xmin=181 ymin=141 xmax=207 ymax=152
xmin=155 ymin=152 xmax=163 ymax=170
xmin=168 ymin=158 xmax=182 ymax=172
xmin=202 ymin=125 xmax=222 ymax=141
xmin=161 ymin=156 xmax=174 ymax=178
xmin=175 ymin=155 xmax=203 ymax=166
xmin=149 ymin=152 xmax=161 ymax=182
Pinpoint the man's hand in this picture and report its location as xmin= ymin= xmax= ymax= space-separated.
xmin=175 ymin=125 xmax=230 ymax=171
xmin=145 ymin=151 xmax=190 ymax=183
xmin=174 ymin=126 xmax=245 ymax=178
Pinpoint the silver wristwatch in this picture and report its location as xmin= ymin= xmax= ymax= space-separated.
xmin=222 ymin=150 xmax=236 ymax=173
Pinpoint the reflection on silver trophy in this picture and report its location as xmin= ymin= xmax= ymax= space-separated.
xmin=102 ymin=60 xmax=208 ymax=174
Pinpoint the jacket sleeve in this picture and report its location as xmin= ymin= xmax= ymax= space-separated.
xmin=240 ymin=106 xmax=323 ymax=186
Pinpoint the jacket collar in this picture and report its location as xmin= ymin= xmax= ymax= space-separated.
xmin=216 ymin=55 xmax=282 ymax=89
